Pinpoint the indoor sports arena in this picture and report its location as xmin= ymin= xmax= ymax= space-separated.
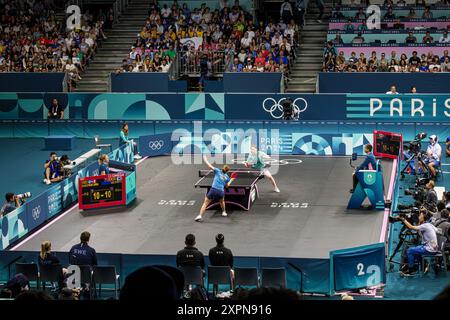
xmin=0 ymin=0 xmax=449 ymax=310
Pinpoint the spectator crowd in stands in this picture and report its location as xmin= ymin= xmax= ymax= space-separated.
xmin=0 ymin=0 xmax=107 ymax=90
xmin=324 ymin=44 xmax=450 ymax=72
xmin=118 ymin=0 xmax=298 ymax=79
xmin=325 ymin=1 xmax=450 ymax=73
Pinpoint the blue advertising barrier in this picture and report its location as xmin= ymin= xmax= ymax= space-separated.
xmin=0 ymin=92 xmax=345 ymax=121
xmin=223 ymin=73 xmax=282 ymax=93
xmin=3 ymin=92 xmax=450 ymax=122
xmin=110 ymin=72 xmax=171 ymax=92
xmin=319 ymin=73 xmax=450 ymax=94
xmin=329 ymin=243 xmax=386 ymax=294
xmin=0 ymin=73 xmax=66 ymax=92
xmin=0 ymin=144 xmax=135 ymax=250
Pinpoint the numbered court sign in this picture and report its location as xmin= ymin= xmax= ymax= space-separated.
xmin=329 ymin=243 xmax=385 ymax=295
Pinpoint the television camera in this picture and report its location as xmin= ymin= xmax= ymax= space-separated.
xmin=400 ymin=132 xmax=431 ymax=179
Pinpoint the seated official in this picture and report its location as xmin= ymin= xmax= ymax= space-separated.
xmin=208 ymin=234 xmax=234 ymax=268
xmin=43 ymin=152 xmax=63 ymax=185
xmin=350 ymin=144 xmax=377 ymax=193
xmin=98 ymin=154 xmax=110 ymax=175
xmin=120 ymin=123 xmax=142 ymax=160
xmin=39 ymin=241 xmax=67 ymax=286
xmin=424 ymin=135 xmax=441 ymax=179
xmin=176 ymin=234 xmax=205 ymax=270
xmin=1 ymin=193 xmax=24 ymax=217
xmin=47 ymin=98 xmax=64 ymax=120
xmin=400 ymin=209 xmax=438 ymax=276
xmin=69 ymin=232 xmax=98 ymax=267
xmin=209 ymin=234 xmax=234 ymax=287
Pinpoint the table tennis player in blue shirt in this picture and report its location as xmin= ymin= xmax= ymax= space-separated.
xmin=195 ymin=155 xmax=237 ymax=222
xmin=350 ymin=144 xmax=377 ymax=193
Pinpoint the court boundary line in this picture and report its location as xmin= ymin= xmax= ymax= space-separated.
xmin=10 ymin=156 xmax=148 ymax=251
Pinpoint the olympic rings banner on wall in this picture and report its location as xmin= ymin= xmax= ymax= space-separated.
xmin=2 ymin=92 xmax=450 ymax=122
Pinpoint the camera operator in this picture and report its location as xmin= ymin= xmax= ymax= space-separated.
xmin=57 ymin=154 xmax=71 ymax=178
xmin=423 ymin=180 xmax=438 ymax=211
xmin=432 ymin=209 xmax=450 ymax=242
xmin=1 ymin=193 xmax=24 ymax=217
xmin=43 ymin=152 xmax=63 ymax=185
xmin=424 ymin=135 xmax=441 ymax=178
xmin=400 ymin=208 xmax=438 ymax=276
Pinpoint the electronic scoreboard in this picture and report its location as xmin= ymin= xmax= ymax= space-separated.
xmin=79 ymin=173 xmax=126 ymax=210
xmin=373 ymin=130 xmax=403 ymax=159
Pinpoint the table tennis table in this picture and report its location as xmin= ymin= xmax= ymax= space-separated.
xmin=194 ymin=169 xmax=264 ymax=211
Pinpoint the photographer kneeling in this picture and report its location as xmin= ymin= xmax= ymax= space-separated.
xmin=1 ymin=193 xmax=25 ymax=217
xmin=400 ymin=208 xmax=438 ymax=276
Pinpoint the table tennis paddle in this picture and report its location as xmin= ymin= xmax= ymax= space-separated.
xmin=231 ymin=172 xmax=238 ymax=179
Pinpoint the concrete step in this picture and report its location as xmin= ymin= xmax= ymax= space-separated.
xmin=286 ymin=87 xmax=316 ymax=93
xmin=290 ymin=71 xmax=320 ymax=77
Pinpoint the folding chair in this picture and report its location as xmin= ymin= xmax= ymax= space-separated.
xmin=180 ymin=266 xmax=204 ymax=288
xmin=207 ymin=266 xmax=232 ymax=296
xmin=234 ymin=267 xmax=259 ymax=289
xmin=92 ymin=266 xmax=120 ymax=299
xmin=39 ymin=264 xmax=63 ymax=291
xmin=15 ymin=263 xmax=40 ymax=289
xmin=421 ymin=235 xmax=448 ymax=276
xmin=261 ymin=268 xmax=286 ymax=288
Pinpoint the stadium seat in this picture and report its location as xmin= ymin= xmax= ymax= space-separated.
xmin=15 ymin=263 xmax=39 ymax=289
xmin=92 ymin=266 xmax=120 ymax=299
xmin=261 ymin=268 xmax=287 ymax=289
xmin=207 ymin=266 xmax=232 ymax=296
xmin=421 ymin=235 xmax=448 ymax=276
xmin=234 ymin=267 xmax=259 ymax=289
xmin=39 ymin=264 xmax=63 ymax=291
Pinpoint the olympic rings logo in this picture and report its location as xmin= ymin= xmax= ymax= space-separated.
xmin=262 ymin=97 xmax=308 ymax=119
xmin=32 ymin=205 xmax=41 ymax=220
xmin=148 ymin=140 xmax=164 ymax=150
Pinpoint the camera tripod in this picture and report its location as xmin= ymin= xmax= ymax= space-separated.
xmin=400 ymin=151 xmax=431 ymax=180
xmin=388 ymin=224 xmax=419 ymax=272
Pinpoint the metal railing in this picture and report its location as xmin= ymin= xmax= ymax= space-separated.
xmin=177 ymin=50 xmax=227 ymax=76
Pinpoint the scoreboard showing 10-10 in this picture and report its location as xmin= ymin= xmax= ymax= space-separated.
xmin=79 ymin=173 xmax=126 ymax=210
xmin=373 ymin=130 xmax=403 ymax=159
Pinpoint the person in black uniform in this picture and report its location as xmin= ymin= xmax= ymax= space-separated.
xmin=39 ymin=240 xmax=67 ymax=289
xmin=176 ymin=234 xmax=205 ymax=270
xmin=209 ymin=234 xmax=234 ymax=288
xmin=208 ymin=234 xmax=233 ymax=268
xmin=68 ymin=231 xmax=98 ymax=267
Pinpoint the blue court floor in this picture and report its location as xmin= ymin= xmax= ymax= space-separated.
xmin=0 ymin=138 xmax=117 ymax=202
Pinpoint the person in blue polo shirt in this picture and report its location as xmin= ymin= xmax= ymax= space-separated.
xmin=350 ymin=144 xmax=377 ymax=193
xmin=69 ymin=231 xmax=98 ymax=267
xmin=195 ymin=155 xmax=237 ymax=222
